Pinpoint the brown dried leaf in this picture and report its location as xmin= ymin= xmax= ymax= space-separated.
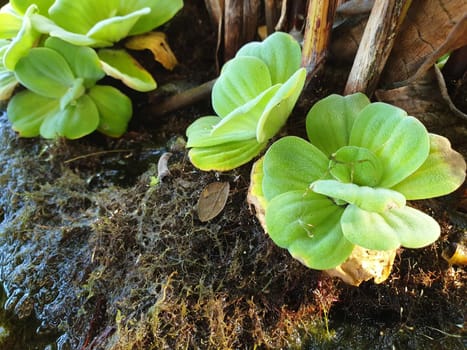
xmin=197 ymin=182 xmax=230 ymax=222
xmin=125 ymin=31 xmax=178 ymax=70
xmin=402 ymin=15 xmax=467 ymax=86
xmin=382 ymin=0 xmax=467 ymax=85
xmin=376 ymin=67 xmax=467 ymax=137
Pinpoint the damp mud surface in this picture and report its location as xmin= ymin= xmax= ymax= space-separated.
xmin=0 ymin=2 xmax=466 ymax=350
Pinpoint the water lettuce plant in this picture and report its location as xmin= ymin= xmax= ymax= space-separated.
xmin=186 ymin=31 xmax=307 ymax=171
xmin=251 ymin=93 xmax=466 ymax=270
xmin=7 ymin=37 xmax=132 ymax=138
xmin=30 ymin=0 xmax=183 ymax=47
xmin=0 ymin=0 xmax=183 ymax=138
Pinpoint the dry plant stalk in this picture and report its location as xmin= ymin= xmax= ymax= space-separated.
xmin=344 ymin=0 xmax=412 ymax=96
xmin=301 ymin=0 xmax=339 ymax=81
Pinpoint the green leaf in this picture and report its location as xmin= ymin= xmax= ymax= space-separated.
xmin=10 ymin=0 xmax=54 ymax=15
xmin=39 ymin=94 xmax=99 ymax=139
xmin=88 ymin=85 xmax=133 ymax=137
xmin=45 ymin=37 xmax=105 ymax=88
xmin=46 ymin=0 xmax=182 ymax=46
xmin=266 ymin=190 xmax=353 ymax=270
xmin=211 ymin=84 xmax=282 ymax=141
xmin=3 ymin=4 xmax=40 ymax=70
xmin=86 ymin=8 xmax=150 ymax=43
xmin=31 ymin=14 xmax=106 ymax=46
xmin=212 ymin=56 xmax=272 ymax=118
xmin=236 ymin=31 xmax=302 ymax=85
xmin=256 ymin=67 xmax=306 ymax=142
xmin=59 ymin=78 xmax=85 ymax=110
xmin=0 ymin=69 xmax=17 ymax=100
xmin=127 ymin=0 xmax=184 ymax=35
xmin=98 ymin=49 xmax=156 ymax=92
xmin=48 ymin=0 xmax=122 ymax=34
xmin=0 ymin=11 xmax=23 ymax=39
xmin=392 ymin=134 xmax=466 ymax=199
xmin=311 ymin=179 xmax=406 ymax=213
xmin=249 ymin=157 xmax=268 ymax=210
xmin=306 ymin=93 xmax=370 ymax=157
xmin=7 ymin=90 xmax=59 ymax=137
xmin=341 ymin=204 xmax=440 ymax=250
xmin=0 ymin=44 xmax=18 ymax=100
xmin=262 ymin=136 xmax=329 ymax=201
xmin=349 ymin=102 xmax=430 ymax=188
xmin=186 ymin=116 xmax=222 ymax=147
xmin=329 ymin=146 xmax=383 ymax=186
xmin=188 ymin=138 xmax=267 ymax=171
xmin=14 ymin=47 xmax=75 ymax=98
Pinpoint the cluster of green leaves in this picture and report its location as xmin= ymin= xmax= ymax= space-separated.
xmin=0 ymin=0 xmax=183 ymax=139
xmin=186 ymin=32 xmax=306 ymax=171
xmin=251 ymin=93 xmax=466 ymax=270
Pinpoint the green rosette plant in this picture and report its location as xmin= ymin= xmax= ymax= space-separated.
xmin=6 ymin=37 xmax=132 ymax=139
xmin=0 ymin=0 xmax=184 ymax=138
xmin=252 ymin=93 xmax=466 ymax=270
xmin=186 ymin=31 xmax=307 ymax=171
xmin=0 ymin=3 xmax=45 ymax=99
xmin=29 ymin=0 xmax=183 ymax=48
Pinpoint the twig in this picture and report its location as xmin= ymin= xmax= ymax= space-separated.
xmin=64 ymin=149 xmax=134 ymax=164
xmin=151 ymin=79 xmax=216 ymax=117
xmin=344 ymin=0 xmax=412 ymax=96
xmin=301 ymin=0 xmax=339 ymax=83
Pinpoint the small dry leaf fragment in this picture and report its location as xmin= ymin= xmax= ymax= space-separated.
xmin=157 ymin=152 xmax=173 ymax=182
xmin=197 ymin=182 xmax=230 ymax=222
xmin=125 ymin=31 xmax=178 ymax=70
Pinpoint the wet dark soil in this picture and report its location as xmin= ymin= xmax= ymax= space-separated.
xmin=0 ymin=1 xmax=466 ymax=350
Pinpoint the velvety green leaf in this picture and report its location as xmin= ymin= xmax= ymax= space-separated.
xmin=262 ymin=136 xmax=329 ymax=201
xmin=256 ymin=68 xmax=306 ymax=142
xmin=48 ymin=0 xmax=121 ymax=35
xmin=127 ymin=0 xmax=184 ymax=35
xmin=86 ymin=8 xmax=150 ymax=43
xmin=0 ymin=43 xmax=18 ymax=100
xmin=188 ymin=138 xmax=267 ymax=171
xmin=10 ymin=0 xmax=54 ymax=15
xmin=14 ymin=47 xmax=74 ymax=98
xmin=341 ymin=204 xmax=440 ymax=250
xmin=45 ymin=37 xmax=104 ymax=88
xmin=392 ymin=134 xmax=466 ymax=199
xmin=59 ymin=78 xmax=85 ymax=110
xmin=211 ymin=84 xmax=281 ymax=140
xmin=236 ymin=31 xmax=302 ymax=85
xmin=98 ymin=49 xmax=156 ymax=92
xmin=0 ymin=11 xmax=22 ymax=38
xmin=248 ymin=157 xmax=268 ymax=210
xmin=306 ymin=93 xmax=370 ymax=157
xmin=266 ymin=190 xmax=353 ymax=270
xmin=329 ymin=146 xmax=383 ymax=186
xmin=311 ymin=180 xmax=406 ymax=213
xmin=88 ymin=85 xmax=133 ymax=137
xmin=349 ymin=102 xmax=430 ymax=188
xmin=7 ymin=90 xmax=59 ymax=137
xmin=31 ymin=14 xmax=105 ymax=46
xmin=3 ymin=5 xmax=40 ymax=70
xmin=186 ymin=116 xmax=222 ymax=147
xmin=212 ymin=56 xmax=272 ymax=118
xmin=39 ymin=94 xmax=99 ymax=139
xmin=0 ymin=69 xmax=17 ymax=100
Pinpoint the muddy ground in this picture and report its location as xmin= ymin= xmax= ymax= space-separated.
xmin=0 ymin=2 xmax=466 ymax=350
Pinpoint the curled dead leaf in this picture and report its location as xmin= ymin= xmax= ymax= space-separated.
xmin=125 ymin=31 xmax=178 ymax=70
xmin=197 ymin=182 xmax=230 ymax=222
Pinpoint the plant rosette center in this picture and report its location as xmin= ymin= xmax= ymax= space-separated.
xmin=185 ymin=31 xmax=306 ymax=171
xmin=248 ymin=93 xmax=466 ymax=284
